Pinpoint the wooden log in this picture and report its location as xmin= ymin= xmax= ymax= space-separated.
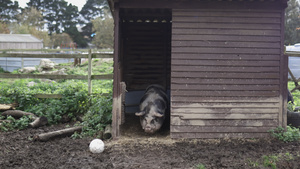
xmin=33 ymin=126 xmax=83 ymax=142
xmin=1 ymin=110 xmax=36 ymax=119
xmin=29 ymin=116 xmax=48 ymax=128
xmin=0 ymin=104 xmax=17 ymax=111
xmin=103 ymin=125 xmax=112 ymax=140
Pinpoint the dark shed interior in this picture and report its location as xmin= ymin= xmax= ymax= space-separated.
xmin=120 ymin=8 xmax=172 ymax=91
xmin=118 ymin=8 xmax=172 ymax=135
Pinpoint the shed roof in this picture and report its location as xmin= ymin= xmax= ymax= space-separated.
xmin=107 ymin=0 xmax=289 ymax=12
xmin=0 ymin=34 xmax=42 ymax=43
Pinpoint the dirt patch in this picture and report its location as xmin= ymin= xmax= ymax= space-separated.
xmin=1 ymin=123 xmax=300 ymax=169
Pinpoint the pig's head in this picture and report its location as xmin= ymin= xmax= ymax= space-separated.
xmin=135 ymin=105 xmax=165 ymax=134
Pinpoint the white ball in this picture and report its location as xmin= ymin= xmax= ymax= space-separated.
xmin=89 ymin=139 xmax=105 ymax=153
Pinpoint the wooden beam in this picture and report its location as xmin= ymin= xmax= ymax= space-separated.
xmin=34 ymin=94 xmax=63 ymax=99
xmin=0 ymin=53 xmax=113 ymax=59
xmin=0 ymin=74 xmax=86 ymax=79
xmin=118 ymin=0 xmax=285 ymax=10
xmin=88 ymin=49 xmax=92 ymax=94
xmin=0 ymin=74 xmax=113 ymax=80
xmin=112 ymin=2 xmax=121 ymax=139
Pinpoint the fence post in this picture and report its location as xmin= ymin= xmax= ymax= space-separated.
xmin=88 ymin=49 xmax=92 ymax=95
xmin=21 ymin=58 xmax=24 ymax=69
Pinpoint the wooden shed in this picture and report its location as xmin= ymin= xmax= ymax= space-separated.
xmin=109 ymin=0 xmax=289 ymax=139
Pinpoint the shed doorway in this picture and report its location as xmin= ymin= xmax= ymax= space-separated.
xmin=119 ymin=8 xmax=172 ymax=136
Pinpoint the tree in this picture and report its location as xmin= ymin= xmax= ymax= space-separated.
xmin=285 ymin=0 xmax=300 ymax=45
xmin=63 ymin=4 xmax=87 ymax=48
xmin=17 ymin=7 xmax=44 ymax=30
xmin=27 ymin=0 xmax=45 ymax=10
xmin=65 ymin=26 xmax=87 ymax=48
xmin=0 ymin=22 xmax=10 ymax=33
xmin=92 ymin=10 xmax=113 ymax=49
xmin=50 ymin=33 xmax=73 ymax=48
xmin=80 ymin=0 xmax=109 ymax=42
xmin=27 ymin=0 xmax=87 ymax=47
xmin=0 ymin=0 xmax=19 ymax=23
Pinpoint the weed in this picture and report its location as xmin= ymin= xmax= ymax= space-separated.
xmin=195 ymin=163 xmax=206 ymax=169
xmin=268 ymin=126 xmax=300 ymax=142
xmin=263 ymin=155 xmax=278 ymax=169
xmin=247 ymin=159 xmax=259 ymax=167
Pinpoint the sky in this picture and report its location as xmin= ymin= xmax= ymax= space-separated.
xmin=16 ymin=0 xmax=86 ymax=11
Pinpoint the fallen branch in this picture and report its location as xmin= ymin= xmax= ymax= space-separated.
xmin=0 ymin=104 xmax=15 ymax=111
xmin=29 ymin=116 xmax=48 ymax=128
xmin=1 ymin=110 xmax=36 ymax=119
xmin=33 ymin=126 xmax=83 ymax=142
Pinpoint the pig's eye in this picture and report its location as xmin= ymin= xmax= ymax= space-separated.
xmin=150 ymin=119 xmax=155 ymax=124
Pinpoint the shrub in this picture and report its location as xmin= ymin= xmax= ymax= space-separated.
xmin=269 ymin=126 xmax=300 ymax=142
xmin=0 ymin=79 xmax=113 ymax=132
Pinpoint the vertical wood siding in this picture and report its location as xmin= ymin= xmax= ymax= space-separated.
xmin=171 ymin=9 xmax=282 ymax=138
xmin=122 ymin=22 xmax=171 ymax=91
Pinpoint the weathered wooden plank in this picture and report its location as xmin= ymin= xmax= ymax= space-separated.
xmin=92 ymin=74 xmax=114 ymax=80
xmin=285 ymin=51 xmax=300 ymax=57
xmin=173 ymin=10 xmax=281 ymax=18
xmin=33 ymin=94 xmax=63 ymax=99
xmin=0 ymin=73 xmax=87 ymax=80
xmin=171 ymin=84 xmax=279 ymax=91
xmin=172 ymin=60 xmax=279 ymax=67
xmin=172 ymin=47 xmax=280 ymax=54
xmin=171 ymin=117 xmax=278 ymax=126
xmin=171 ymin=126 xmax=274 ymax=133
xmin=172 ymin=53 xmax=280 ymax=61
xmin=0 ymin=53 xmax=113 ymax=58
xmin=0 ymin=53 xmax=88 ymax=58
xmin=172 ymin=22 xmax=281 ymax=30
xmin=173 ymin=8 xmax=281 ymax=13
xmin=171 ymin=90 xmax=279 ymax=97
xmin=172 ymin=35 xmax=280 ymax=42
xmin=0 ymin=73 xmax=113 ymax=80
xmin=172 ymin=40 xmax=281 ymax=48
xmin=119 ymin=0 xmax=285 ymax=10
xmin=172 ymin=102 xmax=279 ymax=108
xmin=173 ymin=16 xmax=280 ymax=24
xmin=172 ymin=66 xmax=279 ymax=73
xmin=171 ymin=107 xmax=279 ymax=114
xmin=92 ymin=53 xmax=114 ymax=58
xmin=171 ymin=97 xmax=279 ymax=103
xmin=171 ymin=97 xmax=280 ymax=102
xmin=171 ymin=132 xmax=270 ymax=139
xmin=171 ymin=72 xmax=279 ymax=79
xmin=178 ymin=113 xmax=277 ymax=120
xmin=171 ymin=78 xmax=280 ymax=85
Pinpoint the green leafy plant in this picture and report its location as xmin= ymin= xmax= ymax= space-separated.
xmin=263 ymin=155 xmax=278 ymax=169
xmin=247 ymin=159 xmax=259 ymax=167
xmin=247 ymin=152 xmax=297 ymax=169
xmin=73 ymin=91 xmax=113 ymax=138
xmin=0 ymin=116 xmax=33 ymax=131
xmin=288 ymin=81 xmax=300 ymax=111
xmin=268 ymin=126 xmax=300 ymax=142
xmin=195 ymin=163 xmax=206 ymax=169
xmin=0 ymin=59 xmax=113 ymax=133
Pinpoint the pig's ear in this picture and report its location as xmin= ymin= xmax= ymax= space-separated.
xmin=135 ymin=111 xmax=145 ymax=116
xmin=154 ymin=112 xmax=163 ymax=117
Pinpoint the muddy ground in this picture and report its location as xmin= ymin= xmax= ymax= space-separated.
xmin=1 ymin=121 xmax=300 ymax=169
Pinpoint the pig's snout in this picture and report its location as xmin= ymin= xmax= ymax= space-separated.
xmin=144 ymin=125 xmax=155 ymax=133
